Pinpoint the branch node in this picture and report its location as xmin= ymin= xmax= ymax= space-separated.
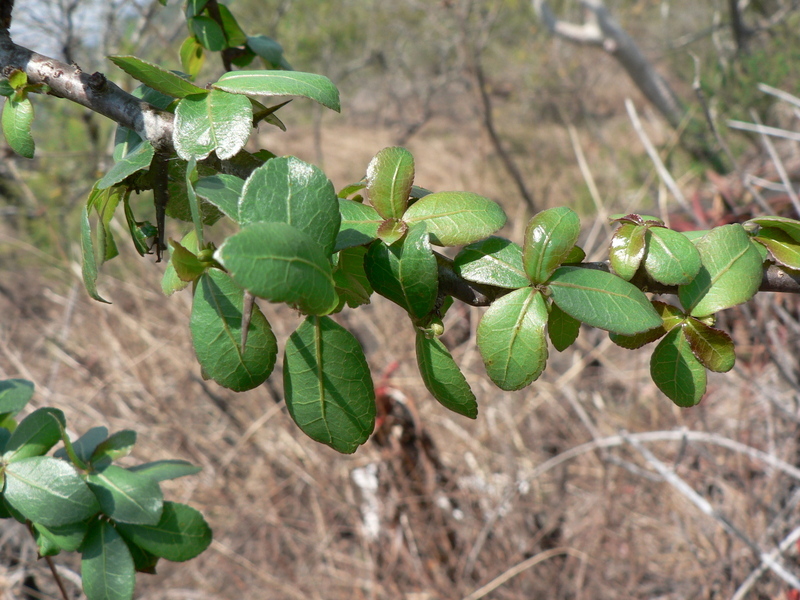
xmin=87 ymin=72 xmax=107 ymax=93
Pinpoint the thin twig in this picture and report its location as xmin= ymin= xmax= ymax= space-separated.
xmin=728 ymin=120 xmax=800 ymax=143
xmin=731 ymin=525 xmax=800 ymax=600
xmin=758 ymin=82 xmax=800 ymax=110
xmin=748 ymin=108 xmax=800 ymax=217
xmin=461 ymin=547 xmax=589 ymax=600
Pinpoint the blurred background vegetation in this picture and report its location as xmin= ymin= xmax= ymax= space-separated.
xmin=3 ymin=1 xmax=800 ymax=598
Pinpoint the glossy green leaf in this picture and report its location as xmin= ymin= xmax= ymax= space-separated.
xmin=364 ymin=225 xmax=438 ymax=319
xmin=477 ymin=288 xmax=548 ymax=390
xmin=1 ymin=96 xmax=34 ymax=158
xmin=376 ymin=218 xmax=407 ymax=245
xmin=563 ymin=245 xmax=586 ymax=264
xmin=453 ymin=237 xmax=529 ymax=289
xmin=548 ymin=301 xmax=581 ymax=351
xmin=81 ymin=519 xmax=135 ymax=600
xmin=609 ymin=223 xmax=645 ymax=281
xmin=213 ymin=70 xmax=340 ymax=112
xmin=404 ymin=191 xmax=507 ymax=247
xmin=91 ymin=430 xmax=137 ymax=466
xmin=123 ymin=197 xmax=156 ymax=257
xmin=644 ymin=226 xmax=702 ymax=285
xmin=109 ymin=56 xmax=206 ymax=98
xmin=415 ymin=331 xmax=477 ymax=418
xmin=748 ymin=216 xmax=800 ymax=243
xmin=195 ymin=174 xmax=243 ymax=222
xmin=185 ymin=0 xmax=209 ymax=19
xmin=162 ymin=230 xmax=199 ymax=296
xmin=88 ymin=184 xmax=124 ymax=262
xmin=239 ymin=156 xmax=340 ymax=255
xmin=247 ymin=35 xmax=292 ymax=70
xmin=523 ymin=207 xmax=581 ymax=284
xmin=127 ymin=460 xmax=201 ymax=482
xmin=650 ymin=328 xmax=707 ymax=407
xmin=86 ymin=465 xmax=163 ymax=525
xmin=174 ymin=90 xmax=253 ymax=161
xmin=609 ymin=301 xmax=683 ymax=349
xmin=755 ymin=227 xmax=800 ymax=269
xmin=215 ymin=222 xmax=338 ymax=315
xmin=548 ymin=266 xmax=662 ymax=335
xmin=365 ymin=146 xmax=414 ymax=220
xmin=3 ymin=407 xmax=65 ymax=462
xmin=97 ymin=139 xmax=154 ymax=190
xmin=190 ymin=15 xmax=226 ymax=51
xmin=678 ymin=224 xmax=762 ymax=317
xmin=116 ymin=501 xmax=212 ymax=562
xmin=33 ymin=520 xmax=89 ymax=553
xmin=0 ymin=79 xmax=14 ymax=96
xmin=283 ymin=316 xmax=376 ymax=453
xmin=332 ymin=246 xmax=373 ymax=311
xmin=81 ymin=204 xmax=110 ymax=303
xmin=335 ymin=198 xmax=382 ymax=251
xmin=126 ymin=542 xmax=160 ymax=574
xmin=179 ymin=36 xmax=205 ymax=80
xmin=0 ymin=378 xmax=34 ymax=417
xmin=190 ymin=269 xmax=278 ymax=391
xmin=338 ymin=181 xmax=366 ymax=198
xmin=169 ymin=238 xmax=206 ymax=283
xmin=4 ymin=457 xmax=100 ymax=526
xmin=683 ymin=319 xmax=735 ymax=373
xmin=165 ymin=160 xmax=223 ymax=226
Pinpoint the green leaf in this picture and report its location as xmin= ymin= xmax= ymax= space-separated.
xmin=185 ymin=0 xmax=209 ymax=19
xmin=127 ymin=460 xmax=201 ymax=482
xmin=168 ymin=238 xmax=206 ymax=282
xmin=247 ymin=35 xmax=292 ymax=70
xmin=477 ymin=288 xmax=548 ymax=390
xmin=609 ymin=223 xmax=645 ymax=281
xmin=239 ymin=156 xmax=340 ymax=255
xmin=332 ymin=246 xmax=373 ymax=311
xmin=217 ymin=4 xmax=247 ymax=46
xmin=2 ymin=95 xmax=35 ymax=158
xmin=748 ymin=216 xmax=800 ymax=243
xmin=190 ymin=269 xmax=278 ymax=391
xmin=195 ymin=174 xmax=243 ymax=222
xmin=453 ymin=236 xmax=529 ymax=289
xmin=415 ymin=331 xmax=477 ymax=418
xmin=213 ymin=70 xmax=340 ymax=112
xmin=609 ymin=300 xmax=684 ymax=350
xmin=97 ymin=139 xmax=154 ymax=190
xmin=284 ymin=316 xmax=376 ymax=453
xmin=650 ymin=328 xmax=707 ymax=407
xmin=683 ymin=319 xmax=735 ymax=373
xmin=165 ymin=160 xmax=224 ymax=226
xmin=179 ymin=36 xmax=205 ymax=80
xmin=87 ymin=465 xmax=163 ymax=525
xmin=87 ymin=184 xmax=123 ymax=263
xmin=3 ymin=407 xmax=65 ymax=461
xmin=365 ymin=146 xmax=414 ymax=220
xmin=364 ymin=225 xmax=438 ymax=319
xmin=4 ymin=456 xmax=100 ymax=526
xmin=109 ymin=55 xmax=207 ymax=98
xmin=548 ymin=266 xmax=662 ymax=335
xmin=81 ymin=519 xmax=135 ymax=600
xmin=404 ymin=191 xmax=507 ymax=247
xmin=116 ymin=501 xmax=211 ymax=562
xmin=644 ymin=226 xmax=702 ymax=286
xmin=522 ymin=207 xmax=581 ymax=284
xmin=91 ymin=430 xmax=137 ymax=466
xmin=81 ymin=204 xmax=111 ymax=303
xmin=678 ymin=224 xmax=763 ymax=317
xmin=0 ymin=378 xmax=34 ymax=417
xmin=215 ymin=222 xmax=338 ymax=315
xmin=162 ymin=229 xmax=199 ymax=295
xmin=548 ymin=301 xmax=581 ymax=351
xmin=376 ymin=218 xmax=407 ymax=245
xmin=184 ymin=158 xmax=204 ymax=245
xmin=126 ymin=542 xmax=160 ymax=574
xmin=190 ymin=15 xmax=226 ymax=51
xmin=755 ymin=227 xmax=800 ymax=269
xmin=174 ymin=90 xmax=253 ymax=161
xmin=335 ymin=198 xmax=382 ymax=251
xmin=33 ymin=520 xmax=89 ymax=553
xmin=123 ymin=197 xmax=156 ymax=257
xmin=54 ymin=427 xmax=108 ymax=464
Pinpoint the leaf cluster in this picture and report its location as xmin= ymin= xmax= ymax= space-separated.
xmin=0 ymin=379 xmax=210 ymax=600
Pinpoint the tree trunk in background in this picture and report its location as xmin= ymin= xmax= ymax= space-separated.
xmin=532 ymin=0 xmax=729 ymax=173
